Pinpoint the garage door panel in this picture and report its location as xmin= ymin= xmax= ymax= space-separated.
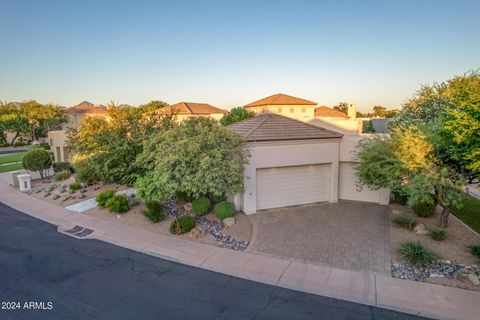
xmin=257 ymin=164 xmax=330 ymax=210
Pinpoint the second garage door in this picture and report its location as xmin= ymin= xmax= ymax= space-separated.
xmin=256 ymin=164 xmax=331 ymax=210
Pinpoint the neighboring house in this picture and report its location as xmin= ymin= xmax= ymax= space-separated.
xmin=228 ymin=113 xmax=389 ymax=214
xmin=48 ymin=101 xmax=110 ymax=162
xmin=313 ymin=105 xmax=365 ymax=134
xmin=154 ymin=102 xmax=227 ymax=121
xmin=244 ymin=93 xmax=317 ymax=120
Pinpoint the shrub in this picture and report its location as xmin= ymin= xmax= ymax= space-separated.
xmin=74 ymin=158 xmax=100 ymax=185
xmin=169 ymin=215 xmax=195 ymax=234
xmin=53 ymin=161 xmax=74 ymax=173
xmin=215 ymin=201 xmax=235 ymax=220
xmin=105 ymin=194 xmax=130 ymax=214
xmin=428 ymin=227 xmax=447 ymax=241
xmin=69 ymin=182 xmax=82 ymax=191
xmin=143 ymin=201 xmax=165 ymax=223
xmin=13 ymin=141 xmax=26 ymax=147
xmin=192 ymin=196 xmax=211 ymax=216
xmin=470 ymin=245 xmax=480 ymax=258
xmin=22 ymin=147 xmax=52 ymax=179
xmin=411 ymin=198 xmax=436 ymax=217
xmin=96 ymin=189 xmax=115 ymax=208
xmin=54 ymin=170 xmax=70 ymax=181
xmin=392 ymin=214 xmax=417 ymax=230
xmin=52 ymin=194 xmax=60 ymax=200
xmin=399 ymin=241 xmax=437 ymax=266
xmin=392 ymin=189 xmax=408 ymax=205
xmin=41 ymin=143 xmax=50 ymax=150
xmin=175 ymin=191 xmax=194 ymax=202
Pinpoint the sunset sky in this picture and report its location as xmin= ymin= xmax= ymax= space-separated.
xmin=1 ymin=0 xmax=479 ymax=111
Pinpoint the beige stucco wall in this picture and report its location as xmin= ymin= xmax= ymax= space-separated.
xmin=309 ymin=117 xmax=364 ymax=134
xmin=245 ymin=105 xmax=315 ymax=120
xmin=236 ymin=139 xmax=341 ymax=214
xmin=47 ymin=130 xmax=70 ymax=162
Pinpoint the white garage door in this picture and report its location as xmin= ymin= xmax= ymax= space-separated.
xmin=339 ymin=162 xmax=380 ymax=203
xmin=256 ymin=164 xmax=331 ymax=210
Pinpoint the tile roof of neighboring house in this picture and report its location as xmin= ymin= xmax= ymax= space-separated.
xmin=314 ymin=106 xmax=347 ymax=117
xmin=68 ymin=101 xmax=109 ymax=115
xmin=244 ymin=93 xmax=317 ymax=107
xmin=167 ymin=102 xmax=228 ymax=115
xmin=228 ymin=113 xmax=343 ymax=142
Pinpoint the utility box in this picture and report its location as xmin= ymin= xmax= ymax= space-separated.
xmin=17 ymin=174 xmax=32 ymax=192
xmin=11 ymin=171 xmax=24 ymax=188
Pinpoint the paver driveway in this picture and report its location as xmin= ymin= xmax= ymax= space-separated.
xmin=247 ymin=201 xmax=391 ymax=274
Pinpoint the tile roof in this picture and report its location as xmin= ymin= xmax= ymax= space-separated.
xmin=228 ymin=113 xmax=343 ymax=142
xmin=244 ymin=93 xmax=317 ymax=107
xmin=168 ymin=102 xmax=227 ymax=115
xmin=314 ymin=106 xmax=347 ymax=117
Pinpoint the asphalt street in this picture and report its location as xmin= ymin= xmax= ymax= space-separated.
xmin=0 ymin=147 xmax=28 ymax=156
xmin=0 ymin=202 xmax=432 ymax=320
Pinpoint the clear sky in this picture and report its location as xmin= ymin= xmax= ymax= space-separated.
xmin=1 ymin=0 xmax=479 ymax=112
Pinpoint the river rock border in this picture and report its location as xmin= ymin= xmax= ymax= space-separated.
xmin=162 ymin=198 xmax=248 ymax=251
xmin=392 ymin=261 xmax=480 ymax=285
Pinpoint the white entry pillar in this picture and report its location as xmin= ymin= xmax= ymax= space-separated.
xmin=17 ymin=174 xmax=32 ymax=192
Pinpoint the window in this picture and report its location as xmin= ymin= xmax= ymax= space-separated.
xmin=290 ymin=107 xmax=294 ymax=113
xmin=277 ymin=108 xmax=282 ymax=113
xmin=301 ymin=107 xmax=306 ymax=113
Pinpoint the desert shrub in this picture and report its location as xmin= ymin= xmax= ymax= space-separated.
xmin=169 ymin=215 xmax=195 ymax=234
xmin=96 ymin=189 xmax=115 ymax=208
xmin=215 ymin=201 xmax=235 ymax=220
xmin=40 ymin=143 xmax=50 ymax=150
xmin=399 ymin=241 xmax=437 ymax=266
xmin=74 ymin=158 xmax=100 ymax=185
xmin=428 ymin=227 xmax=447 ymax=241
xmin=470 ymin=245 xmax=480 ymax=258
xmin=143 ymin=201 xmax=165 ymax=223
xmin=53 ymin=161 xmax=74 ymax=173
xmin=69 ymin=182 xmax=81 ymax=191
xmin=175 ymin=191 xmax=194 ymax=202
xmin=54 ymin=170 xmax=70 ymax=181
xmin=105 ymin=194 xmax=130 ymax=214
xmin=13 ymin=141 xmax=26 ymax=147
xmin=52 ymin=194 xmax=60 ymax=200
xmin=392 ymin=213 xmax=417 ymax=230
xmin=192 ymin=196 xmax=211 ymax=216
xmin=411 ymin=198 xmax=437 ymax=217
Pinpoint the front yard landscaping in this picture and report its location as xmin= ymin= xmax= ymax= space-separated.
xmin=390 ymin=202 xmax=480 ymax=291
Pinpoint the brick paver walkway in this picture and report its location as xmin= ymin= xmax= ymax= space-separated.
xmin=248 ymin=201 xmax=390 ymax=274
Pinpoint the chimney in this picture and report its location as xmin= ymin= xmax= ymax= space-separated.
xmin=347 ymin=103 xmax=357 ymax=119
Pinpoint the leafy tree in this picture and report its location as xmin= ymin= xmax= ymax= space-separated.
xmin=372 ymin=106 xmax=387 ymax=117
xmin=22 ymin=147 xmax=53 ymax=180
xmin=333 ymin=102 xmax=349 ymax=114
xmin=135 ymin=117 xmax=248 ymax=201
xmin=69 ymin=104 xmax=176 ymax=185
xmin=0 ymin=105 xmax=29 ymax=145
xmin=220 ymin=107 xmax=255 ymax=126
xmin=389 ymin=71 xmax=480 ymax=181
xmin=138 ymin=100 xmax=169 ymax=112
xmin=355 ymin=126 xmax=463 ymax=227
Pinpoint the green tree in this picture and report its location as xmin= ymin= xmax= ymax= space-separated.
xmin=389 ymin=71 xmax=480 ymax=181
xmin=135 ymin=117 xmax=248 ymax=201
xmin=0 ymin=103 xmax=29 ymax=145
xmin=68 ymin=103 xmax=176 ymax=185
xmin=22 ymin=147 xmax=53 ymax=180
xmin=355 ymin=126 xmax=463 ymax=227
xmin=372 ymin=106 xmax=387 ymax=117
xmin=220 ymin=107 xmax=255 ymax=126
xmin=333 ymin=102 xmax=349 ymax=114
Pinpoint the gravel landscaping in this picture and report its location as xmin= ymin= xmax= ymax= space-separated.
xmin=390 ymin=203 xmax=480 ymax=291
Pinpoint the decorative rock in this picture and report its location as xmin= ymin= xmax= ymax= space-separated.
xmin=468 ymin=273 xmax=480 ymax=286
xmin=189 ymin=227 xmax=206 ymax=239
xmin=414 ymin=223 xmax=429 ymax=235
xmin=392 ymin=209 xmax=402 ymax=215
xmin=183 ymin=203 xmax=192 ymax=212
xmin=223 ymin=217 xmax=235 ymax=228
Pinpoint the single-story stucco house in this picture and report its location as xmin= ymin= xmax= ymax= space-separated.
xmin=228 ymin=113 xmax=390 ymax=214
xmin=154 ymin=102 xmax=228 ymax=122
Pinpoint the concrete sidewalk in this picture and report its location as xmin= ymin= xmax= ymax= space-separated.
xmin=1 ymin=181 xmax=479 ymax=320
